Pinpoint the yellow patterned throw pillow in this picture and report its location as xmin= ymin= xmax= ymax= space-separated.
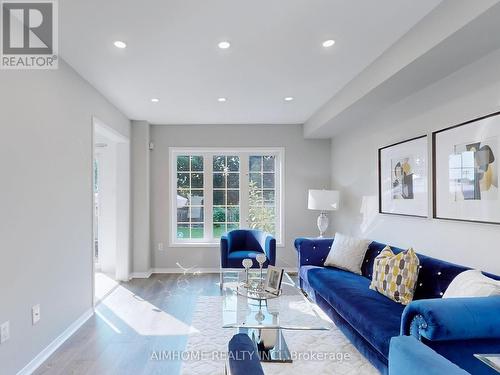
xmin=369 ymin=246 xmax=420 ymax=305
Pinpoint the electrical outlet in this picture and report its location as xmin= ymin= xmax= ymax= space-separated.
xmin=32 ymin=304 xmax=41 ymax=325
xmin=0 ymin=321 xmax=10 ymax=344
xmin=158 ymin=242 xmax=164 ymax=251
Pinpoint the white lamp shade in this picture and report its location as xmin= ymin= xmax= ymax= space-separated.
xmin=308 ymin=189 xmax=340 ymax=211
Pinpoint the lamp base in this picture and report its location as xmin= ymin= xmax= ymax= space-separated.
xmin=317 ymin=212 xmax=329 ymax=238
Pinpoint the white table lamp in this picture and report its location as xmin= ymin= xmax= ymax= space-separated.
xmin=308 ymin=189 xmax=340 ymax=237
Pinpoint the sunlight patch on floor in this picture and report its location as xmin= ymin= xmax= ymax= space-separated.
xmin=95 ymin=272 xmax=119 ymax=301
xmin=96 ymin=282 xmax=199 ymax=336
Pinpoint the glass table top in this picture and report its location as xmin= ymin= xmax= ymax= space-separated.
xmin=474 ymin=354 xmax=500 ymax=372
xmin=221 ymin=269 xmax=333 ymax=330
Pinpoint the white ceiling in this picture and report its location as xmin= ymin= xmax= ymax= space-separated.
xmin=60 ymin=0 xmax=441 ymax=125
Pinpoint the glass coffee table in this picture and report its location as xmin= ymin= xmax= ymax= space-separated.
xmin=221 ymin=269 xmax=333 ymax=362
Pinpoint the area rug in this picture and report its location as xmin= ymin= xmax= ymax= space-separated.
xmin=180 ymin=296 xmax=378 ymax=375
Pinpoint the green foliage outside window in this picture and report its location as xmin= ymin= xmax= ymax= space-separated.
xmin=248 ymin=180 xmax=275 ymax=234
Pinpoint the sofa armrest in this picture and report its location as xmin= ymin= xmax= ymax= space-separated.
xmin=389 ymin=336 xmax=470 ymax=375
xmin=220 ymin=235 xmax=229 ymax=268
xmin=401 ymin=296 xmax=500 ymax=341
xmin=263 ymin=235 xmax=276 ymax=266
xmin=293 ymin=237 xmax=333 ymax=267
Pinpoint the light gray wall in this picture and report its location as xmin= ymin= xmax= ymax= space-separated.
xmin=330 ymin=48 xmax=500 ymax=275
xmin=150 ymin=124 xmax=331 ymax=270
xmin=0 ymin=60 xmax=130 ymax=374
xmin=131 ymin=121 xmax=151 ymax=275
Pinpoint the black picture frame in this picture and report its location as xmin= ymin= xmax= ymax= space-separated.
xmin=432 ymin=110 xmax=500 ymax=225
xmin=378 ymin=135 xmax=429 ymax=218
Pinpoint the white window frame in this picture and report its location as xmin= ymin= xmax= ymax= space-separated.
xmin=169 ymin=147 xmax=285 ymax=247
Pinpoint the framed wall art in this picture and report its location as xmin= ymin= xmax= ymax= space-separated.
xmin=379 ymin=135 xmax=429 ymax=217
xmin=433 ymin=111 xmax=500 ymax=224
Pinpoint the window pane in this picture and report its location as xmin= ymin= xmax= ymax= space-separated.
xmin=213 ymin=190 xmax=225 ymax=205
xmin=177 ymin=156 xmax=189 ymax=171
xmin=249 ymin=173 xmax=262 ymax=188
xmin=227 ymin=156 xmax=240 ymax=171
xmin=191 ymin=156 xmax=203 ymax=171
xmin=213 ymin=173 xmax=225 ymax=188
xmin=190 ymin=189 xmax=204 ymax=202
xmin=263 ymin=173 xmax=275 ymax=188
xmin=191 ymin=173 xmax=203 ymax=188
xmin=213 ymin=224 xmax=225 ymax=238
xmin=177 ymin=173 xmax=190 ymax=188
xmin=227 ymin=223 xmax=239 ymax=232
xmin=177 ymin=224 xmax=189 ymax=239
xmin=227 ymin=207 xmax=240 ymax=222
xmin=191 ymin=224 xmax=204 ymax=238
xmin=177 ymin=189 xmax=189 ymax=199
xmin=190 ymin=207 xmax=204 ymax=223
xmin=248 ymin=206 xmax=276 ymax=234
xmin=227 ymin=173 xmax=239 ymax=188
xmin=177 ymin=207 xmax=189 ymax=222
xmin=249 ymin=156 xmax=262 ymax=172
xmin=227 ymin=190 xmax=239 ymax=206
xmin=263 ymin=190 xmax=275 ymax=204
xmin=213 ymin=155 xmax=225 ymax=171
xmin=213 ymin=207 xmax=226 ymax=223
xmin=263 ymin=156 xmax=275 ymax=172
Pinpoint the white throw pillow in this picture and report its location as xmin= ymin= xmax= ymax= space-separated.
xmin=443 ymin=270 xmax=500 ymax=298
xmin=324 ymin=233 xmax=370 ymax=275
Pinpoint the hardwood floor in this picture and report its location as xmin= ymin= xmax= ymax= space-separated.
xmin=35 ymin=273 xmax=223 ymax=375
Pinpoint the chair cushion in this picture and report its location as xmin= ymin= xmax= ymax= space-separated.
xmin=307 ymin=267 xmax=405 ymax=358
xmin=226 ymin=250 xmax=266 ymax=268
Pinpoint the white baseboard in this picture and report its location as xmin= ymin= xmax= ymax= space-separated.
xmin=130 ymin=270 xmax=153 ymax=278
xmin=129 ymin=267 xmax=298 ymax=278
xmin=17 ymin=308 xmax=94 ymax=375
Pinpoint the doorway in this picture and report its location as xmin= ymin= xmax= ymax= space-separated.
xmin=92 ymin=117 xmax=131 ymax=305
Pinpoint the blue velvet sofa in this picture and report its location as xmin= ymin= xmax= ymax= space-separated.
xmin=389 ymin=336 xmax=470 ymax=374
xmin=295 ymin=238 xmax=500 ymax=374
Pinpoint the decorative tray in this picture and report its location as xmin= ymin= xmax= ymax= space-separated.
xmin=236 ymin=282 xmax=282 ymax=300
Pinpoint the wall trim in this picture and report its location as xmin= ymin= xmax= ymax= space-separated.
xmin=17 ymin=308 xmax=94 ymax=375
xmin=130 ymin=267 xmax=298 ymax=277
xmin=130 ymin=270 xmax=153 ymax=278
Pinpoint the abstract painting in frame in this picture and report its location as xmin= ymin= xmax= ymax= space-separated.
xmin=433 ymin=111 xmax=500 ymax=224
xmin=379 ymin=135 xmax=429 ymax=217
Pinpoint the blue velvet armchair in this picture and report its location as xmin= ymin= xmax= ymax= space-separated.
xmin=220 ymin=229 xmax=276 ymax=287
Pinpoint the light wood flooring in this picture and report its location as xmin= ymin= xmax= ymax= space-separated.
xmin=34 ymin=273 xmax=224 ymax=375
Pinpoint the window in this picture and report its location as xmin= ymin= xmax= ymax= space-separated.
xmin=176 ymin=155 xmax=204 ymax=240
xmin=170 ymin=148 xmax=283 ymax=245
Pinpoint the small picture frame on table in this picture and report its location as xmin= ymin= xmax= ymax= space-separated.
xmin=264 ymin=266 xmax=284 ymax=295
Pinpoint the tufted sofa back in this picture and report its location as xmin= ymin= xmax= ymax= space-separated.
xmin=361 ymin=241 xmax=500 ymax=300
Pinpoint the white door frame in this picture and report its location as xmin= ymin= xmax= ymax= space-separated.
xmin=91 ymin=116 xmax=131 ymax=306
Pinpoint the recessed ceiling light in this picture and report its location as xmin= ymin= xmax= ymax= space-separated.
xmin=113 ymin=40 xmax=127 ymax=49
xmin=151 ymin=98 xmax=160 ymax=103
xmin=322 ymin=39 xmax=335 ymax=48
xmin=284 ymin=96 xmax=294 ymax=102
xmin=218 ymin=41 xmax=231 ymax=49
xmin=218 ymin=97 xmax=227 ymax=102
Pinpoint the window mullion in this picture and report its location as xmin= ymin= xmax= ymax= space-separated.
xmin=204 ymin=153 xmax=213 ymax=241
xmin=240 ymin=154 xmax=249 ymax=229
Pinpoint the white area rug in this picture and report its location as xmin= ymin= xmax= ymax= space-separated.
xmin=181 ymin=296 xmax=378 ymax=375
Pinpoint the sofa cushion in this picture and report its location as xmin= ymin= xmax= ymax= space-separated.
xmin=307 ymin=267 xmax=405 ymax=357
xmin=227 ymin=250 xmax=266 ymax=268
xmin=370 ymin=246 xmax=420 ymax=305
xmin=443 ymin=270 xmax=500 ymax=298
